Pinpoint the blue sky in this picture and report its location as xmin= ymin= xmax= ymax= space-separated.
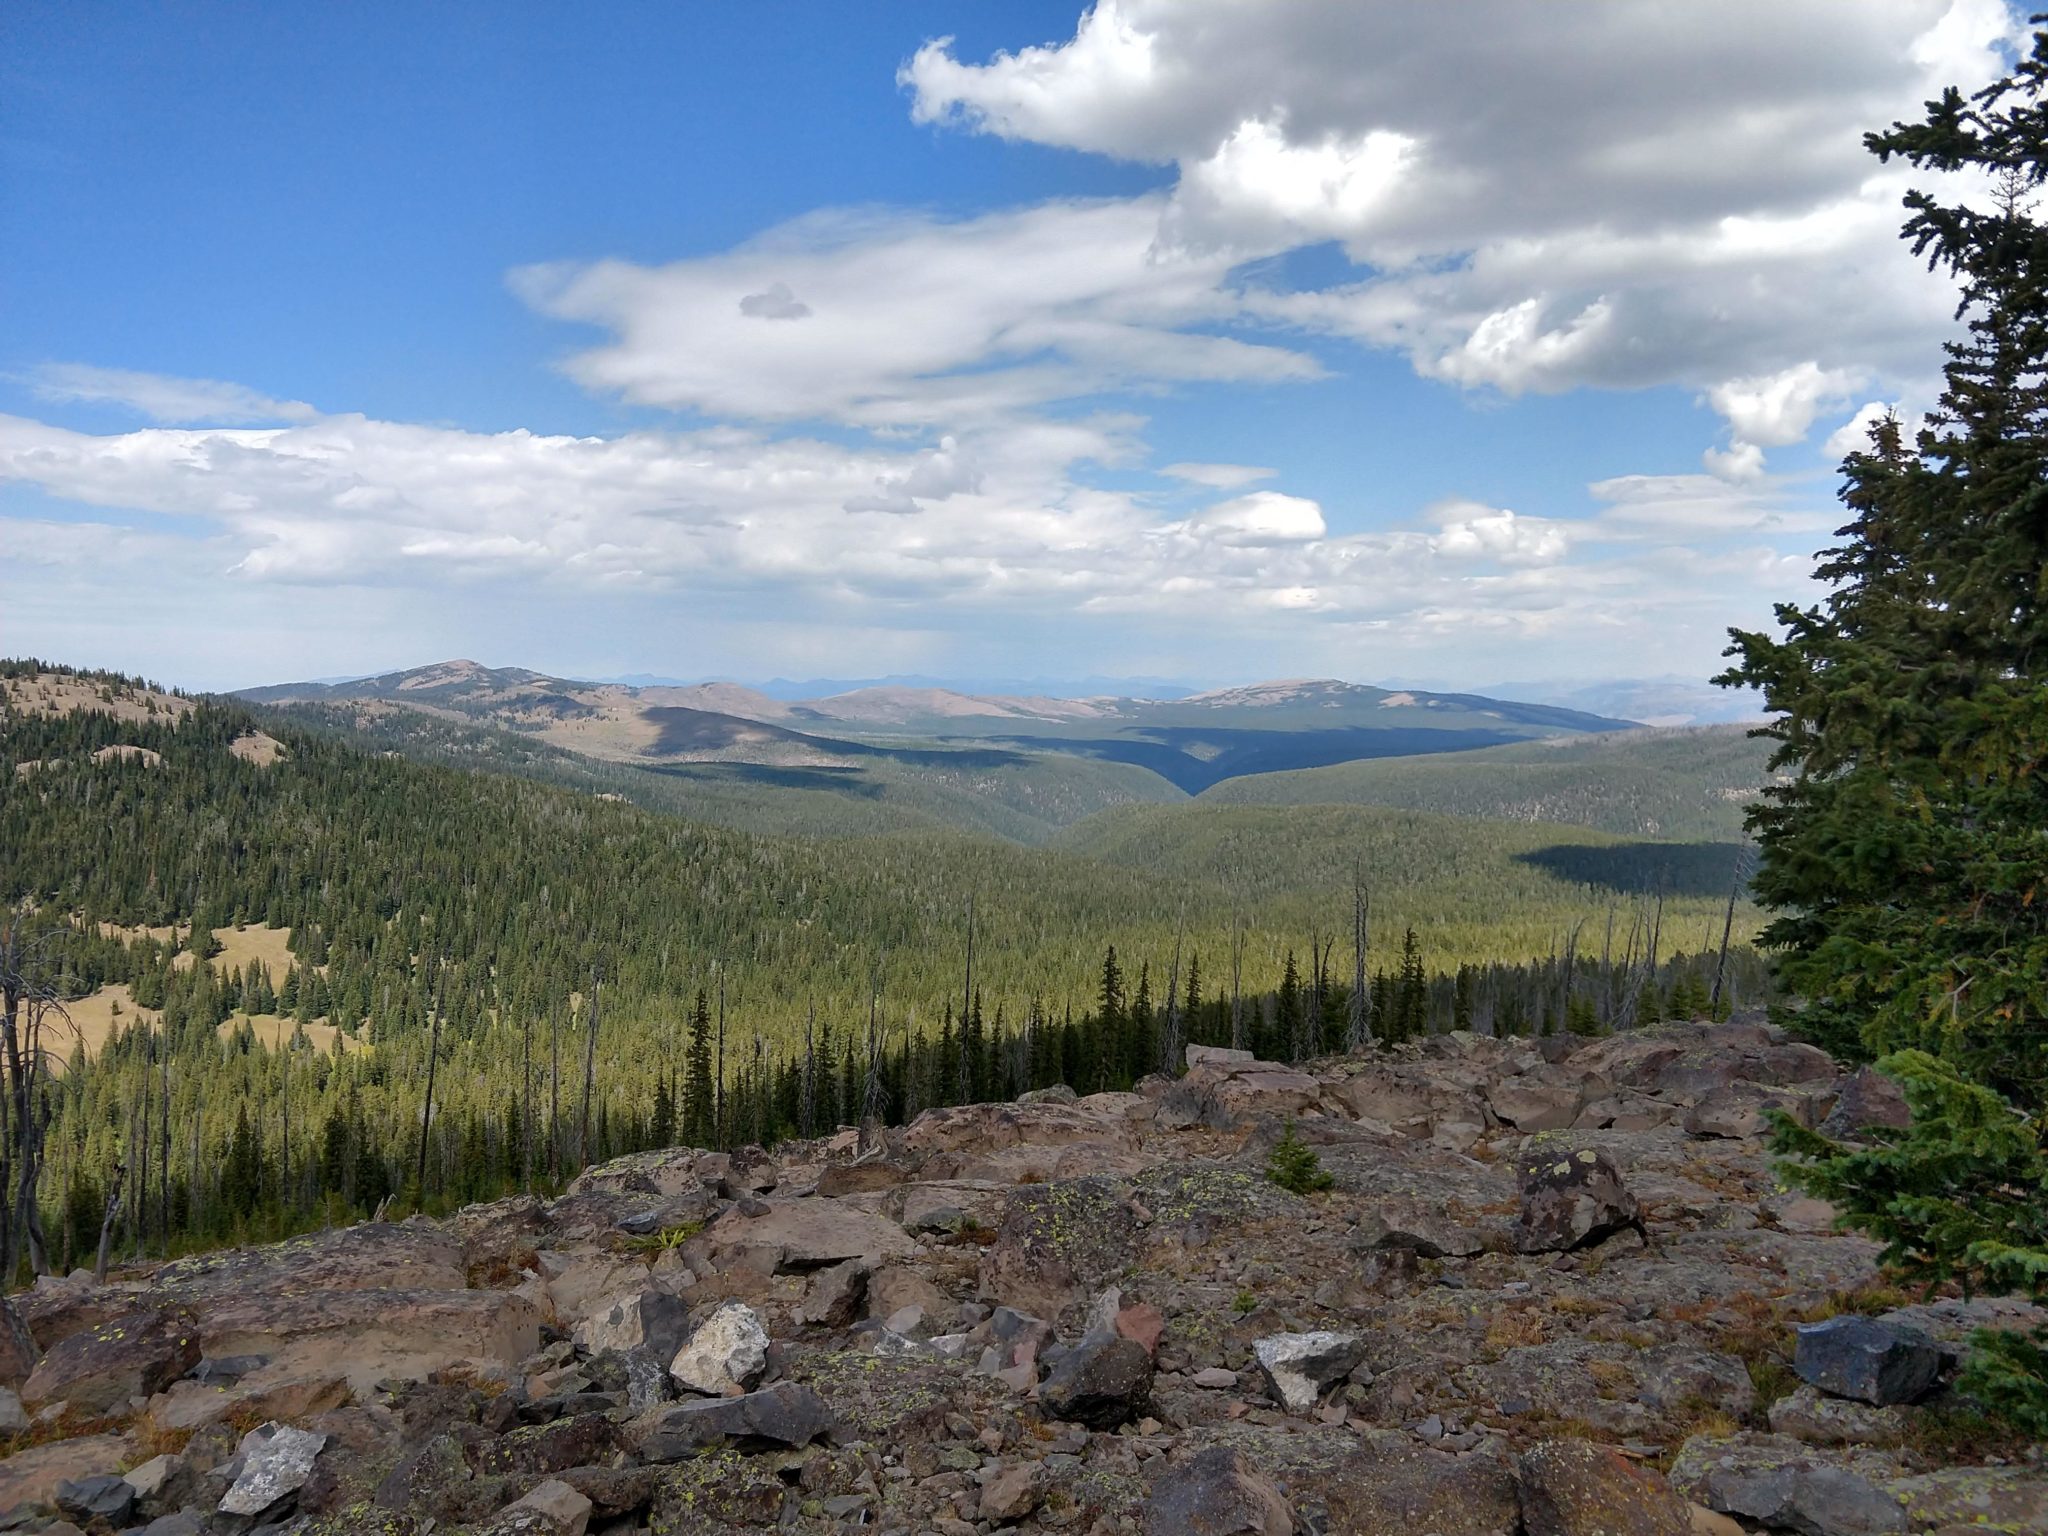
xmin=0 ymin=2 xmax=2023 ymax=695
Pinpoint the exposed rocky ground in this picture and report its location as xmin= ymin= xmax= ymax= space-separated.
xmin=0 ymin=1017 xmax=2041 ymax=1535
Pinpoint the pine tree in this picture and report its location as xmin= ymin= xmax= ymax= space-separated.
xmin=1724 ymin=27 xmax=2048 ymax=1434
xmin=683 ymin=990 xmax=715 ymax=1147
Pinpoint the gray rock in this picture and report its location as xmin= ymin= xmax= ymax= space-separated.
xmin=139 ymin=1516 xmax=207 ymax=1536
xmin=1039 ymin=1335 xmax=1154 ymax=1429
xmin=1513 ymin=1146 xmax=1646 ymax=1253
xmin=55 ymin=1472 xmax=137 ymax=1524
xmin=1670 ymin=1432 xmax=1905 ymax=1536
xmin=1253 ymin=1330 xmax=1365 ymax=1414
xmin=1355 ymin=1198 xmax=1486 ymax=1259
xmin=0 ymin=1386 xmax=25 ymax=1435
xmin=1818 ymin=1067 xmax=1911 ymax=1140
xmin=1766 ymin=1385 xmax=1910 ymax=1447
xmin=218 ymin=1422 xmax=327 ymax=1517
xmin=1141 ymin=1445 xmax=1293 ymax=1535
xmin=669 ymin=1299 xmax=769 ymax=1396
xmin=1794 ymin=1316 xmax=1943 ymax=1406
xmin=796 ymin=1259 xmax=869 ymax=1328
xmin=627 ymin=1380 xmax=838 ymax=1457
xmin=572 ymin=1288 xmax=691 ymax=1362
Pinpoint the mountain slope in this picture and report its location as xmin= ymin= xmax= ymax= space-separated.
xmin=1198 ymin=725 xmax=1776 ymax=841
xmin=240 ymin=662 xmax=1638 ymax=805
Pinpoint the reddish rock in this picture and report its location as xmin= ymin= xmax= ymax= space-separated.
xmin=22 ymin=1303 xmax=200 ymax=1413
xmin=1518 ymin=1438 xmax=1694 ymax=1536
xmin=1116 ymin=1301 xmax=1165 ymax=1356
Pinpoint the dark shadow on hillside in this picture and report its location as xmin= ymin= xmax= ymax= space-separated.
xmin=642 ymin=762 xmax=889 ymax=798
xmin=994 ymin=725 xmax=1534 ymax=793
xmin=1515 ymin=841 xmax=1750 ymax=898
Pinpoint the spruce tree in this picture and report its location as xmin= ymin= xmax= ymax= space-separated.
xmin=1723 ymin=26 xmax=2048 ymax=1432
xmin=683 ymin=990 xmax=715 ymax=1147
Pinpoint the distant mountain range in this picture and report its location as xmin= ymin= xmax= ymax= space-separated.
xmin=238 ymin=660 xmax=1636 ymax=798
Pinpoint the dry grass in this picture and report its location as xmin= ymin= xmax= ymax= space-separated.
xmin=1483 ymin=1307 xmax=1547 ymax=1356
xmin=2 ymin=674 xmax=193 ymax=724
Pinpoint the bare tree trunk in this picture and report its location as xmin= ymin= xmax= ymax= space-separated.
xmin=94 ymin=1159 xmax=126 ymax=1285
xmin=159 ymin=1024 xmax=170 ymax=1256
xmin=1160 ymin=913 xmax=1184 ymax=1076
xmin=801 ymin=1003 xmax=817 ymax=1141
xmin=278 ymin=1036 xmax=289 ymax=1219
xmin=414 ymin=967 xmax=444 ymax=1203
xmin=1710 ymin=856 xmax=1746 ymax=1016
xmin=548 ymin=998 xmax=562 ymax=1182
xmin=1228 ymin=913 xmax=1246 ymax=1053
xmin=1348 ymin=870 xmax=1372 ymax=1051
xmin=578 ymin=968 xmax=601 ymax=1170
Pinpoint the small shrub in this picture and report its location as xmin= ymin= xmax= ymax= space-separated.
xmin=1265 ymin=1121 xmax=1333 ymax=1195
xmin=1231 ymin=1288 xmax=1258 ymax=1315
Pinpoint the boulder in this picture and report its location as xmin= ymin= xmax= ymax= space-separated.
xmin=498 ymin=1477 xmax=593 ymax=1535
xmin=814 ymin=1160 xmax=910 ymax=1198
xmin=1186 ymin=1045 xmax=1257 ymax=1068
xmin=1669 ymin=1433 xmax=1906 ymax=1536
xmin=1793 ymin=1316 xmax=1943 ymax=1406
xmin=978 ymin=1178 xmax=1139 ymax=1324
xmin=979 ymin=1460 xmax=1045 ymax=1524
xmin=1039 ymin=1335 xmax=1153 ymax=1429
xmin=1355 ymin=1198 xmax=1487 ymax=1259
xmin=1766 ymin=1385 xmax=1911 ymax=1447
xmin=191 ymin=1286 xmax=541 ymax=1393
xmin=21 ymin=1302 xmax=200 ymax=1413
xmin=1141 ymin=1446 xmax=1294 ymax=1535
xmin=1487 ymin=1070 xmax=1588 ymax=1133
xmin=0 ymin=1384 xmax=26 ymax=1435
xmin=705 ymin=1198 xmax=917 ymax=1272
xmin=1684 ymin=1083 xmax=1822 ymax=1139
xmin=797 ymin=1259 xmax=868 ymax=1328
xmin=1517 ymin=1438 xmax=1693 ymax=1536
xmin=1884 ymin=1466 xmax=2048 ymax=1534
xmin=1253 ymin=1330 xmax=1365 ymax=1414
xmin=55 ymin=1472 xmax=138 ymax=1525
xmin=1514 ymin=1147 xmax=1646 ymax=1254
xmin=570 ymin=1288 xmax=690 ymax=1362
xmin=626 ymin=1380 xmax=836 ymax=1457
xmin=0 ymin=1433 xmax=132 ymax=1511
xmin=218 ymin=1421 xmax=327 ymax=1517
xmin=1818 ymin=1067 xmax=1911 ymax=1140
xmin=669 ymin=1300 xmax=769 ymax=1396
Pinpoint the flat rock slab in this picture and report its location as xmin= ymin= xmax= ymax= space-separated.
xmin=22 ymin=1303 xmax=200 ymax=1413
xmin=706 ymin=1199 xmax=917 ymax=1271
xmin=157 ymin=1221 xmax=465 ymax=1297
xmin=627 ymin=1381 xmax=837 ymax=1458
xmin=0 ymin=1433 xmax=133 ymax=1511
xmin=195 ymin=1287 xmax=542 ymax=1393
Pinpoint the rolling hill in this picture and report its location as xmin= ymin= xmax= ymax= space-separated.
xmin=1198 ymin=725 xmax=1777 ymax=842
xmin=240 ymin=662 xmax=1638 ymax=810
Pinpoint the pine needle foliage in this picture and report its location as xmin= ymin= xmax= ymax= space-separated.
xmin=1724 ymin=25 xmax=2048 ymax=1431
xmin=1265 ymin=1120 xmax=1333 ymax=1195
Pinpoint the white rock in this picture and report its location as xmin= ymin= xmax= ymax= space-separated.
xmin=218 ymin=1422 xmax=327 ymax=1516
xmin=1253 ymin=1330 xmax=1365 ymax=1415
xmin=669 ymin=1301 xmax=769 ymax=1396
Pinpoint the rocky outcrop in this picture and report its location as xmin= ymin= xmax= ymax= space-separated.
xmin=0 ymin=1015 xmax=2037 ymax=1533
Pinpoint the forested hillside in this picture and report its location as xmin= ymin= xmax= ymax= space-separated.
xmin=1199 ymin=726 xmax=1774 ymax=841
xmin=273 ymin=699 xmax=1186 ymax=845
xmin=1 ymin=660 xmax=1759 ymax=1269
